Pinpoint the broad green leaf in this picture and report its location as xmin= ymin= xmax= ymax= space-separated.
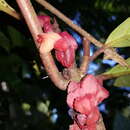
xmin=0 ymin=31 xmax=10 ymax=52
xmin=114 ymin=75 xmax=130 ymax=87
xmin=0 ymin=0 xmax=20 ymax=19
xmin=105 ymin=18 xmax=130 ymax=47
xmin=103 ymin=58 xmax=130 ymax=77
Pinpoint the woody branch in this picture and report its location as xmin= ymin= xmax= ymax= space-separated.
xmin=16 ymin=0 xmax=69 ymax=90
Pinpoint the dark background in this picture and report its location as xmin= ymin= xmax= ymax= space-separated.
xmin=0 ymin=0 xmax=130 ymax=130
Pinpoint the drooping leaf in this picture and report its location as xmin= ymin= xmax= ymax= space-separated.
xmin=103 ymin=58 xmax=130 ymax=78
xmin=105 ymin=18 xmax=130 ymax=47
xmin=114 ymin=75 xmax=130 ymax=87
xmin=0 ymin=31 xmax=10 ymax=52
xmin=0 ymin=0 xmax=20 ymax=19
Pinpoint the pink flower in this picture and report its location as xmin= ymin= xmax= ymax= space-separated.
xmin=38 ymin=15 xmax=53 ymax=32
xmin=37 ymin=31 xmax=78 ymax=67
xmin=69 ymin=122 xmax=81 ymax=130
xmin=67 ymin=75 xmax=109 ymax=111
xmin=38 ymin=15 xmax=78 ymax=68
xmin=37 ymin=32 xmax=62 ymax=54
xmin=67 ymin=75 xmax=109 ymax=130
xmin=55 ymin=32 xmax=78 ymax=67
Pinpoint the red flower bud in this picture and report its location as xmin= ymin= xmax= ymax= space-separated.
xmin=55 ymin=32 xmax=78 ymax=67
xmin=38 ymin=15 xmax=53 ymax=32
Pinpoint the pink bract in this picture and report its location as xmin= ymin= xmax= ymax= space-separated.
xmin=55 ymin=31 xmax=78 ymax=67
xmin=67 ymin=75 xmax=109 ymax=110
xmin=38 ymin=15 xmax=78 ymax=68
xmin=38 ymin=15 xmax=53 ymax=32
xmin=67 ymin=75 xmax=109 ymax=130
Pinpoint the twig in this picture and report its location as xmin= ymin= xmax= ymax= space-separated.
xmin=16 ymin=0 xmax=69 ymax=90
xmin=36 ymin=0 xmax=102 ymax=48
xmin=67 ymin=63 xmax=82 ymax=82
xmin=80 ymin=38 xmax=90 ymax=75
xmin=90 ymin=47 xmax=105 ymax=62
xmin=96 ymin=74 xmax=114 ymax=81
xmin=40 ymin=53 xmax=69 ymax=90
xmin=16 ymin=0 xmax=43 ymax=48
xmin=35 ymin=0 xmax=128 ymax=67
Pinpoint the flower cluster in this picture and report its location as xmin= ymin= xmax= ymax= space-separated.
xmin=37 ymin=15 xmax=77 ymax=67
xmin=67 ymin=75 xmax=109 ymax=130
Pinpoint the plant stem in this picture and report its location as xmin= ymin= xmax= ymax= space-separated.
xmin=16 ymin=0 xmax=69 ymax=90
xmin=80 ymin=38 xmax=90 ymax=75
xmin=16 ymin=0 xmax=43 ymax=48
xmin=40 ymin=53 xmax=69 ymax=90
xmin=90 ymin=47 xmax=105 ymax=62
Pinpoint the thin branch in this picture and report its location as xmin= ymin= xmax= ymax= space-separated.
xmin=36 ymin=0 xmax=102 ymax=48
xmin=16 ymin=0 xmax=43 ymax=48
xmin=35 ymin=0 xmax=128 ymax=67
xmin=90 ymin=47 xmax=105 ymax=62
xmin=40 ymin=53 xmax=69 ymax=90
xmin=67 ymin=63 xmax=82 ymax=82
xmin=80 ymin=38 xmax=90 ymax=75
xmin=16 ymin=0 xmax=69 ymax=90
xmin=96 ymin=74 xmax=114 ymax=81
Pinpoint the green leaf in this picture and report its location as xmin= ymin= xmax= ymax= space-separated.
xmin=0 ymin=31 xmax=10 ymax=52
xmin=122 ymin=106 xmax=130 ymax=119
xmin=0 ymin=0 xmax=20 ymax=19
xmin=114 ymin=75 xmax=130 ymax=87
xmin=105 ymin=18 xmax=130 ymax=47
xmin=7 ymin=26 xmax=25 ymax=47
xmin=103 ymin=58 xmax=130 ymax=77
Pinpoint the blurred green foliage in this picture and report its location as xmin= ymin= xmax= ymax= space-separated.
xmin=0 ymin=0 xmax=130 ymax=130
